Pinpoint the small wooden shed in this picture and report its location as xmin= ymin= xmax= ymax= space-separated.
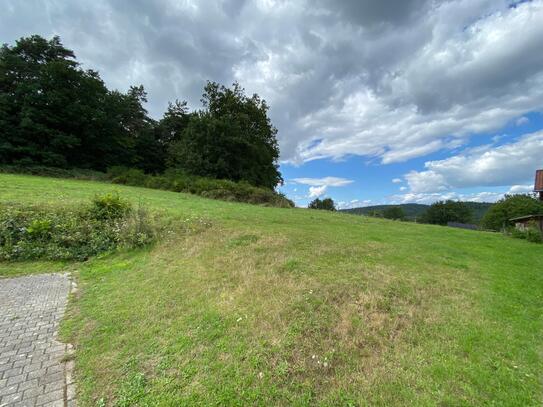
xmin=510 ymin=214 xmax=543 ymax=232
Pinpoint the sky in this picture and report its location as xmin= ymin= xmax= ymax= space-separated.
xmin=2 ymin=0 xmax=543 ymax=208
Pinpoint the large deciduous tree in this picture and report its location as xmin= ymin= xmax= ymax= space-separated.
xmin=308 ymin=198 xmax=336 ymax=211
xmin=167 ymin=82 xmax=282 ymax=189
xmin=420 ymin=200 xmax=473 ymax=225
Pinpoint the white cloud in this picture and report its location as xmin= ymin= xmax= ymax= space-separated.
xmin=4 ymin=1 xmax=543 ymax=165
xmin=516 ymin=116 xmax=530 ymax=126
xmin=308 ymin=185 xmax=327 ymax=198
xmin=337 ymin=199 xmax=373 ymax=210
xmin=292 ymin=177 xmax=354 ymax=187
xmin=508 ymin=184 xmax=533 ymax=194
xmin=405 ymin=131 xmax=543 ymax=193
xmin=392 ymin=178 xmax=402 ymax=184
xmin=293 ymin=176 xmax=353 ymax=199
xmin=389 ymin=190 xmax=505 ymax=205
xmin=277 ymin=0 xmax=543 ymax=164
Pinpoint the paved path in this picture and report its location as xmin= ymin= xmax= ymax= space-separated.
xmin=0 ymin=274 xmax=75 ymax=407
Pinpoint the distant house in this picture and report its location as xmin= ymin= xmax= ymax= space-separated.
xmin=510 ymin=169 xmax=543 ymax=232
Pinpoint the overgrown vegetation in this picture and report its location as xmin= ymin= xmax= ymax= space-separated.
xmin=0 ymin=193 xmax=160 ymax=260
xmin=511 ymin=221 xmax=543 ymax=243
xmin=107 ymin=167 xmax=294 ymax=208
xmin=481 ymin=194 xmax=543 ymax=230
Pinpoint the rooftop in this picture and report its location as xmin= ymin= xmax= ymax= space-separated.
xmin=510 ymin=214 xmax=543 ymax=222
xmin=535 ymin=169 xmax=543 ymax=192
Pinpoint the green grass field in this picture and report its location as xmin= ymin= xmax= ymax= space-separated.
xmin=1 ymin=173 xmax=542 ymax=406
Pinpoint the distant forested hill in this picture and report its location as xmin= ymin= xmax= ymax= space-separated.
xmin=342 ymin=204 xmax=428 ymax=221
xmin=341 ymin=202 xmax=493 ymax=224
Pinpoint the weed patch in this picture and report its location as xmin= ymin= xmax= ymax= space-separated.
xmin=0 ymin=194 xmax=162 ymax=261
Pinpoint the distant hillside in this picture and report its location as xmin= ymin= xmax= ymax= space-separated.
xmin=342 ymin=204 xmax=429 ymax=221
xmin=463 ymin=202 xmax=495 ymax=224
xmin=341 ymin=202 xmax=493 ymax=224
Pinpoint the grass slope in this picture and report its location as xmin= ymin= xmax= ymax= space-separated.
xmin=1 ymin=173 xmax=542 ymax=406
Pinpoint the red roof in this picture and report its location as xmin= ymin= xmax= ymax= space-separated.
xmin=535 ymin=170 xmax=543 ymax=192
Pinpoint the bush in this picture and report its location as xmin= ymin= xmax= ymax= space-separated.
xmin=110 ymin=168 xmax=148 ymax=186
xmin=526 ymin=228 xmax=543 ymax=243
xmin=0 ymin=194 xmax=160 ymax=261
xmin=508 ymin=221 xmax=542 ymax=244
xmin=89 ymin=192 xmax=132 ymax=221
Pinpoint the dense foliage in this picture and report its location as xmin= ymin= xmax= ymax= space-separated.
xmin=382 ymin=206 xmax=405 ymax=220
xmin=481 ymin=194 xmax=543 ymax=231
xmin=308 ymin=198 xmax=336 ymax=211
xmin=0 ymin=36 xmax=159 ymax=171
xmin=0 ymin=193 xmax=159 ymax=260
xmin=420 ymin=200 xmax=473 ymax=226
xmin=167 ymin=82 xmax=282 ymax=189
xmin=1 ymin=35 xmax=282 ymax=189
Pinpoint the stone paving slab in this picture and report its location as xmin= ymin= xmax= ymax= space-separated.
xmin=0 ymin=274 xmax=75 ymax=407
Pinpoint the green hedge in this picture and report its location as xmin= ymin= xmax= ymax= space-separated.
xmin=108 ymin=167 xmax=294 ymax=208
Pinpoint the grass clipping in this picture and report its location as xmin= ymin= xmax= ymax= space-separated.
xmin=0 ymin=192 xmax=162 ymax=261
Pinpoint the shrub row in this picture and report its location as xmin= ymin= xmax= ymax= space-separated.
xmin=0 ymin=165 xmax=108 ymax=181
xmin=0 ymin=193 xmax=159 ymax=261
xmin=107 ymin=167 xmax=294 ymax=208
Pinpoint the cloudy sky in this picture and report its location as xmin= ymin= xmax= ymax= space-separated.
xmin=3 ymin=0 xmax=543 ymax=208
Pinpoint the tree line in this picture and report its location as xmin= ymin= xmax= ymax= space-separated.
xmin=0 ymin=35 xmax=282 ymax=189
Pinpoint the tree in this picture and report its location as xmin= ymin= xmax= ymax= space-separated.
xmin=383 ymin=206 xmax=405 ymax=220
xmin=1 ymin=35 xmax=88 ymax=167
xmin=481 ymin=194 xmax=543 ymax=231
xmin=420 ymin=200 xmax=473 ymax=225
xmin=308 ymin=198 xmax=336 ymax=211
xmin=157 ymin=100 xmax=191 ymax=146
xmin=167 ymin=81 xmax=282 ymax=189
xmin=0 ymin=35 xmax=158 ymax=172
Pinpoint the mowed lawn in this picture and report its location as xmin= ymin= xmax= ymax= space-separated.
xmin=1 ymin=173 xmax=542 ymax=406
